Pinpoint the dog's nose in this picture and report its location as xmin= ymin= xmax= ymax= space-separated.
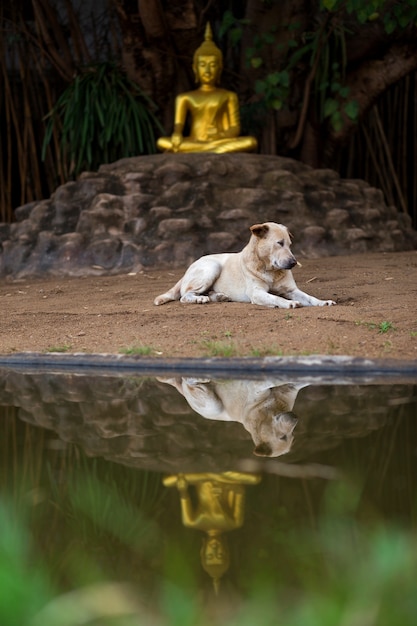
xmin=286 ymin=257 xmax=297 ymax=269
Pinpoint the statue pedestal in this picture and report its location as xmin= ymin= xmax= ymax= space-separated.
xmin=1 ymin=153 xmax=415 ymax=278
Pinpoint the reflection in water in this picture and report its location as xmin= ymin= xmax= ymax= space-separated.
xmin=0 ymin=368 xmax=416 ymax=623
xmin=1 ymin=368 xmax=414 ymax=472
xmin=158 ymin=377 xmax=305 ymax=457
xmin=163 ymin=472 xmax=261 ymax=593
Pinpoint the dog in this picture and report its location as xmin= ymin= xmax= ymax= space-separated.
xmin=157 ymin=377 xmax=308 ymax=457
xmin=154 ymin=222 xmax=336 ymax=308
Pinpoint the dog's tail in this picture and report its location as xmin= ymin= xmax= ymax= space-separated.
xmin=154 ymin=279 xmax=182 ymax=306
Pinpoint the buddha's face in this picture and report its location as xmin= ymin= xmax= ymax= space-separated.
xmin=195 ymin=55 xmax=221 ymax=86
xmin=203 ymin=537 xmax=227 ymax=565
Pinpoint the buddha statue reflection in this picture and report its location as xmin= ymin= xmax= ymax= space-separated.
xmin=157 ymin=24 xmax=257 ymax=154
xmin=163 ymin=471 xmax=261 ymax=593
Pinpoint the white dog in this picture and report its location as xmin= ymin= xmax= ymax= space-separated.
xmin=158 ymin=377 xmax=308 ymax=457
xmin=154 ymin=222 xmax=335 ymax=308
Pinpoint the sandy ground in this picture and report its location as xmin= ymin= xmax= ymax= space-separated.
xmin=1 ymin=250 xmax=417 ymax=361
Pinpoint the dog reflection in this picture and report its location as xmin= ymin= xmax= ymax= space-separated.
xmin=158 ymin=378 xmax=307 ymax=457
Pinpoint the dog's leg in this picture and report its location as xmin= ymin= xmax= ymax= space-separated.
xmin=250 ymin=288 xmax=301 ymax=308
xmin=179 ymin=259 xmax=223 ymax=304
xmin=181 ymin=381 xmax=228 ymax=419
xmin=285 ymin=288 xmax=336 ymax=307
xmin=154 ymin=278 xmax=182 ymax=306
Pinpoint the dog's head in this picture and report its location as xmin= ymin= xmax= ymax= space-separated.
xmin=253 ymin=411 xmax=298 ymax=457
xmin=250 ymin=222 xmax=297 ymax=271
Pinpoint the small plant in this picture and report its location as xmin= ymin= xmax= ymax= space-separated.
xmin=45 ymin=344 xmax=72 ymax=353
xmin=356 ymin=320 xmax=395 ymax=333
xmin=378 ymin=321 xmax=395 ymax=334
xmin=202 ymin=339 xmax=237 ymax=357
xmin=356 ymin=320 xmax=375 ymax=330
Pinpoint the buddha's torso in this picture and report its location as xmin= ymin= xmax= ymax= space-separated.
xmin=179 ymin=88 xmax=237 ymax=140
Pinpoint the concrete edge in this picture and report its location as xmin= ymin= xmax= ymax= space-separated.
xmin=0 ymin=352 xmax=416 ymax=383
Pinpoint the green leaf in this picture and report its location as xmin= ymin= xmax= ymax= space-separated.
xmin=331 ymin=110 xmax=344 ymax=131
xmin=218 ymin=9 xmax=235 ymax=38
xmin=280 ymin=70 xmax=290 ymax=87
xmin=384 ymin=17 xmax=397 ymax=33
xmin=271 ymin=99 xmax=283 ymax=110
xmin=267 ymin=72 xmax=281 ymax=86
xmin=321 ymin=0 xmax=338 ymax=10
xmin=357 ymin=9 xmax=369 ymax=23
xmin=344 ymin=99 xmax=359 ymax=120
xmin=264 ymin=33 xmax=275 ymax=45
xmin=385 ymin=20 xmax=396 ymax=33
xmin=398 ymin=14 xmax=412 ymax=27
xmin=324 ymin=98 xmax=339 ymax=117
xmin=230 ymin=27 xmax=242 ymax=46
xmin=251 ymin=57 xmax=263 ymax=69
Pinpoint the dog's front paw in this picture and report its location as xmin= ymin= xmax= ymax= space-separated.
xmin=288 ymin=301 xmax=301 ymax=309
xmin=322 ymin=299 xmax=336 ymax=306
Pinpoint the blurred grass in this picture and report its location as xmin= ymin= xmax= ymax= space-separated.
xmin=1 ymin=477 xmax=417 ymax=626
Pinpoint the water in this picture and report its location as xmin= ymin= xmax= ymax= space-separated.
xmin=0 ymin=365 xmax=416 ymax=625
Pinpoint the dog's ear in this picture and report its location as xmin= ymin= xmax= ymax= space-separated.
xmin=250 ymin=223 xmax=269 ymax=238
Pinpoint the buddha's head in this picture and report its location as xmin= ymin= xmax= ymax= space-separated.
xmin=193 ymin=23 xmax=223 ymax=85
xmin=200 ymin=533 xmax=230 ymax=595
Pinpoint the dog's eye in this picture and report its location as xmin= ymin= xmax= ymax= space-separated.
xmin=276 ymin=240 xmax=284 ymax=247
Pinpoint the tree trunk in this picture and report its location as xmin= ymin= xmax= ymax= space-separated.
xmin=113 ymin=0 xmax=198 ymax=131
xmin=325 ymin=41 xmax=417 ymax=158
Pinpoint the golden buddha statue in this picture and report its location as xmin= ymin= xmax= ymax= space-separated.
xmin=163 ymin=471 xmax=261 ymax=593
xmin=157 ymin=24 xmax=257 ymax=154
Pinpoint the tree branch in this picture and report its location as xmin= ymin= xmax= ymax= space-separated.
xmin=329 ymin=41 xmax=417 ymax=146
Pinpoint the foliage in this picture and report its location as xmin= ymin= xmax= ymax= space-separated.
xmin=0 ymin=501 xmax=53 ymax=626
xmin=42 ymin=62 xmax=164 ymax=179
xmin=2 ymin=0 xmax=417 ymax=228
xmin=356 ymin=320 xmax=396 ymax=333
xmin=220 ymin=1 xmax=417 ymax=134
xmin=45 ymin=344 xmax=72 ymax=353
xmin=378 ymin=320 xmax=395 ymax=334
xmin=2 ymin=482 xmax=417 ymax=625
xmin=119 ymin=345 xmax=157 ymax=356
xmin=201 ymin=338 xmax=238 ymax=357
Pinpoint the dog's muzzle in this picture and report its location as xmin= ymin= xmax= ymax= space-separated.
xmin=274 ymin=257 xmax=297 ymax=270
xmin=284 ymin=257 xmax=297 ymax=269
